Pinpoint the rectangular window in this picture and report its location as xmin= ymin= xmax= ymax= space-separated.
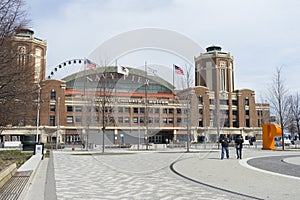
xmin=86 ymin=106 xmax=91 ymax=112
xmin=67 ymin=106 xmax=73 ymax=112
xmin=75 ymin=106 xmax=82 ymax=112
xmin=94 ymin=117 xmax=99 ymax=122
xmin=177 ymin=108 xmax=182 ymax=114
xmin=149 ymin=108 xmax=153 ymax=114
xmin=177 ymin=118 xmax=182 ymax=123
xmin=168 ymin=118 xmax=174 ymax=124
xmin=154 ymin=118 xmax=160 ymax=123
xmin=133 ymin=117 xmax=138 ymax=123
xmin=50 ymin=116 xmax=55 ymax=126
xmin=75 ymin=116 xmax=82 ymax=122
xmin=50 ymin=105 xmax=56 ymax=112
xmin=50 ymin=90 xmax=56 ymax=100
xmin=139 ymin=117 xmax=144 ymax=123
xmin=118 ymin=117 xmax=123 ymax=123
xmin=140 ymin=108 xmax=145 ymax=114
xmin=198 ymin=96 xmax=203 ymax=104
xmin=245 ymin=99 xmax=250 ymax=106
xmin=124 ymin=117 xmax=130 ymax=123
xmin=162 ymin=118 xmax=167 ymax=123
xmin=163 ymin=108 xmax=167 ymax=114
xmin=246 ymin=119 xmax=250 ymax=127
xmin=94 ymin=107 xmax=99 ymax=112
xmin=155 ymin=108 xmax=160 ymax=114
xmin=246 ymin=110 xmax=250 ymax=116
xmin=125 ymin=107 xmax=130 ymax=113
xmin=67 ymin=116 xmax=73 ymax=123
xmin=198 ymin=119 xmax=203 ymax=127
xmin=169 ymin=108 xmax=174 ymax=114
xmin=232 ymin=100 xmax=238 ymax=106
xmin=220 ymin=100 xmax=228 ymax=105
xmin=134 ymin=107 xmax=139 ymax=113
xmin=199 ymin=109 xmax=203 ymax=114
xmin=209 ymin=99 xmax=214 ymax=105
xmin=118 ymin=107 xmax=123 ymax=113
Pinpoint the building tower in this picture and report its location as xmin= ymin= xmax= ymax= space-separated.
xmin=195 ymin=45 xmax=234 ymax=93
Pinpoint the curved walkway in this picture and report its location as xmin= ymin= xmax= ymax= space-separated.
xmin=172 ymin=148 xmax=300 ymax=200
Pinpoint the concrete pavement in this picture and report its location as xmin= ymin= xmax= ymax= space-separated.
xmin=21 ymin=147 xmax=300 ymax=200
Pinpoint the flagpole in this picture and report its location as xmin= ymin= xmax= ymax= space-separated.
xmin=145 ymin=61 xmax=149 ymax=150
xmin=173 ymin=64 xmax=175 ymax=93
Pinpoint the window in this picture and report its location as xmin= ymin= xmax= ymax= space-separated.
xmin=67 ymin=116 xmax=73 ymax=123
xmin=50 ymin=116 xmax=55 ymax=126
xmin=246 ymin=110 xmax=250 ymax=116
xmin=246 ymin=119 xmax=250 ymax=127
xmin=177 ymin=108 xmax=182 ymax=114
xmin=75 ymin=116 xmax=82 ymax=122
xmin=199 ymin=109 xmax=203 ymax=114
xmin=232 ymin=110 xmax=238 ymax=115
xmin=75 ymin=106 xmax=82 ymax=112
xmin=155 ymin=108 xmax=160 ymax=114
xmin=163 ymin=108 xmax=168 ymax=114
xmin=139 ymin=117 xmax=144 ymax=123
xmin=134 ymin=107 xmax=139 ymax=113
xmin=124 ymin=117 xmax=130 ymax=123
xmin=168 ymin=118 xmax=174 ymax=124
xmin=94 ymin=117 xmax=99 ymax=122
xmin=198 ymin=96 xmax=203 ymax=104
xmin=94 ymin=107 xmax=99 ymax=112
xmin=162 ymin=118 xmax=167 ymax=123
xmin=50 ymin=105 xmax=56 ymax=112
xmin=169 ymin=108 xmax=174 ymax=114
xmin=67 ymin=106 xmax=73 ymax=112
xmin=209 ymin=99 xmax=214 ymax=105
xmin=198 ymin=119 xmax=203 ymax=127
xmin=118 ymin=107 xmax=123 ymax=113
xmin=118 ymin=117 xmax=123 ymax=123
xmin=154 ymin=118 xmax=160 ymax=123
xmin=232 ymin=100 xmax=238 ymax=106
xmin=220 ymin=100 xmax=228 ymax=105
xmin=125 ymin=107 xmax=130 ymax=113
xmin=140 ymin=108 xmax=145 ymax=114
xmin=50 ymin=90 xmax=56 ymax=100
xmin=245 ymin=99 xmax=250 ymax=106
xmin=133 ymin=117 xmax=138 ymax=123
xmin=177 ymin=118 xmax=182 ymax=123
xmin=86 ymin=106 xmax=91 ymax=112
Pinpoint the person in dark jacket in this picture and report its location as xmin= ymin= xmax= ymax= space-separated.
xmin=235 ymin=135 xmax=244 ymax=159
xmin=219 ymin=134 xmax=231 ymax=159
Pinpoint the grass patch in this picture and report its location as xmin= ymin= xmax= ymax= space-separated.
xmin=0 ymin=150 xmax=33 ymax=171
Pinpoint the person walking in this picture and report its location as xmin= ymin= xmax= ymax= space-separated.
xmin=235 ymin=135 xmax=244 ymax=159
xmin=219 ymin=134 xmax=231 ymax=159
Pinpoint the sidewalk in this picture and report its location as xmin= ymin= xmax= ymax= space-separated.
xmin=172 ymin=148 xmax=300 ymax=200
xmin=22 ymin=148 xmax=300 ymax=200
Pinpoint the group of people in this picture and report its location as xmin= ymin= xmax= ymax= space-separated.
xmin=219 ymin=134 xmax=244 ymax=160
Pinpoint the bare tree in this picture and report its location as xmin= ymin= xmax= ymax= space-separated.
xmin=0 ymin=0 xmax=34 ymax=129
xmin=268 ymin=67 xmax=290 ymax=150
xmin=288 ymin=93 xmax=300 ymax=140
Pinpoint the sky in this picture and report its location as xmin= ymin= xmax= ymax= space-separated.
xmin=25 ymin=0 xmax=300 ymax=101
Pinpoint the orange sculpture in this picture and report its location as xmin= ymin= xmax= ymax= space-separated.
xmin=262 ymin=124 xmax=282 ymax=150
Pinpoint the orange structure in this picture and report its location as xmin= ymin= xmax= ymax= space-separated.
xmin=261 ymin=124 xmax=282 ymax=150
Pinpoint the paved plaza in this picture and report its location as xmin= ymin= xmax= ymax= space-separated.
xmin=23 ymin=147 xmax=300 ymax=200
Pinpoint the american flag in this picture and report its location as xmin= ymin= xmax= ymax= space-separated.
xmin=85 ymin=59 xmax=96 ymax=71
xmin=174 ymin=64 xmax=184 ymax=75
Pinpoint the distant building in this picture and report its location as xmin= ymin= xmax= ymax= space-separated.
xmin=0 ymin=30 xmax=269 ymax=146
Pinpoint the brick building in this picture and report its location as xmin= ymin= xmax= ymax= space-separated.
xmin=0 ymin=30 xmax=269 ymax=146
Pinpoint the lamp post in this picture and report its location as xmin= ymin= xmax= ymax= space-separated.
xmin=56 ymin=97 xmax=60 ymax=150
xmin=36 ymin=84 xmax=41 ymax=143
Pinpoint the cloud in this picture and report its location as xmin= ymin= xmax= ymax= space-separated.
xmin=26 ymin=0 xmax=300 ymax=98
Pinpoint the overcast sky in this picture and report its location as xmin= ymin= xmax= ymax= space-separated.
xmin=26 ymin=0 xmax=300 ymax=101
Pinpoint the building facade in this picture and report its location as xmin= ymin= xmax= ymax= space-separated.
xmin=0 ymin=30 xmax=269 ymax=146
